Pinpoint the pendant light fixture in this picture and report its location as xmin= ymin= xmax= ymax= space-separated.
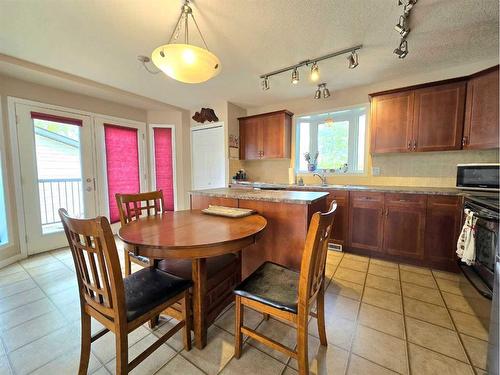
xmin=143 ymin=0 xmax=220 ymax=83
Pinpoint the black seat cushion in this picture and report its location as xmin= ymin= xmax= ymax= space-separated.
xmin=234 ymin=262 xmax=299 ymax=314
xmin=124 ymin=268 xmax=193 ymax=322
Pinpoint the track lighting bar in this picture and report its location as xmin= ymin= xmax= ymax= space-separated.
xmin=259 ymin=45 xmax=362 ymax=80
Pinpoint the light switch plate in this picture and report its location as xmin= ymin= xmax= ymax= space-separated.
xmin=372 ymin=167 xmax=381 ymax=176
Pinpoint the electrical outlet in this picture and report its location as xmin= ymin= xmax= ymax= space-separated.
xmin=372 ymin=167 xmax=381 ymax=176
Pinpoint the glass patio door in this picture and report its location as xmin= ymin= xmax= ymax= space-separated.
xmin=14 ymin=103 xmax=97 ymax=254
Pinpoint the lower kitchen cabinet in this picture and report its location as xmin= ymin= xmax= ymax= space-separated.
xmin=346 ymin=191 xmax=460 ymax=271
xmin=326 ymin=190 xmax=349 ymax=247
xmin=424 ymin=195 xmax=461 ymax=271
xmin=348 ymin=192 xmax=384 ymax=253
xmin=383 ymin=194 xmax=426 ymax=260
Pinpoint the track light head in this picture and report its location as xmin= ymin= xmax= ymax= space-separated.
xmin=394 ymin=15 xmax=410 ymax=38
xmin=291 ymin=68 xmax=299 ymax=84
xmin=310 ymin=62 xmax=320 ymax=82
xmin=322 ymin=85 xmax=331 ymax=98
xmin=262 ymin=76 xmax=270 ymax=90
xmin=347 ymin=51 xmax=359 ymax=69
xmin=314 ymin=86 xmax=321 ymax=99
xmin=393 ymin=39 xmax=409 ymax=59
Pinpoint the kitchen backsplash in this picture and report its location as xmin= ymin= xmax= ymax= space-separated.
xmin=230 ymin=149 xmax=499 ymax=187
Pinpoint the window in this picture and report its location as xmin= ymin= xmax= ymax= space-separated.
xmin=104 ymin=124 xmax=140 ymax=223
xmin=0 ymin=155 xmax=7 ymax=246
xmin=296 ymin=107 xmax=367 ymax=173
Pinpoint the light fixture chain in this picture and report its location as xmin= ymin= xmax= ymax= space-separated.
xmin=168 ymin=10 xmax=185 ymax=43
xmin=191 ymin=13 xmax=210 ymax=51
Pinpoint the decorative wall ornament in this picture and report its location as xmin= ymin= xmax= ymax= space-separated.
xmin=192 ymin=108 xmax=219 ymax=123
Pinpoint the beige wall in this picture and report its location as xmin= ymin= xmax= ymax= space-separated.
xmin=240 ymin=59 xmax=499 ymax=186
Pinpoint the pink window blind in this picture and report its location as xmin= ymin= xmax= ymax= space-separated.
xmin=153 ymin=128 xmax=174 ymax=211
xmin=104 ymin=124 xmax=140 ymax=223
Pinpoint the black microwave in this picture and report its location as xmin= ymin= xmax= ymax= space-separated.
xmin=457 ymin=164 xmax=500 ymax=191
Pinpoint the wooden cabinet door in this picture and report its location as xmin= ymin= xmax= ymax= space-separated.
xmin=348 ymin=192 xmax=384 ymax=252
xmin=383 ymin=194 xmax=426 ymax=260
xmin=413 ymin=82 xmax=466 ymax=152
xmin=464 ymin=67 xmax=499 ymax=149
xmin=424 ymin=195 xmax=461 ymax=271
xmin=370 ymin=91 xmax=414 ymax=154
xmin=260 ymin=112 xmax=291 ymax=159
xmin=327 ymin=190 xmax=349 ymax=247
xmin=239 ymin=118 xmax=262 ymax=160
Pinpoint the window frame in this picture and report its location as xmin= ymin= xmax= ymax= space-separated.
xmin=295 ymin=105 xmax=368 ymax=174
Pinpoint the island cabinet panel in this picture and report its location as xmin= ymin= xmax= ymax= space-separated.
xmin=370 ymin=91 xmax=414 ymax=154
xmin=238 ymin=200 xmax=309 ymax=278
xmin=190 ymin=195 xmax=239 ymax=210
xmin=383 ymin=194 xmax=427 ymax=260
xmin=348 ymin=192 xmax=384 ymax=252
xmin=412 ymin=82 xmax=466 ymax=152
xmin=463 ymin=66 xmax=499 ymax=149
xmin=239 ymin=110 xmax=292 ymax=160
xmin=326 ymin=190 xmax=349 ymax=247
xmin=424 ymin=195 xmax=461 ymax=271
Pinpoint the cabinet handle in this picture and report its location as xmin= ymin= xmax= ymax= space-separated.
xmin=407 ymin=141 xmax=411 ymax=150
xmin=385 ymin=208 xmax=389 ymax=216
xmin=413 ymin=140 xmax=417 ymax=151
xmin=462 ymin=136 xmax=468 ymax=147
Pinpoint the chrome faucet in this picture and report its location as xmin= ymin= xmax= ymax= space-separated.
xmin=313 ymin=171 xmax=328 ymax=186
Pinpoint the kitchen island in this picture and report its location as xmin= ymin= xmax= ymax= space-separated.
xmin=190 ymin=188 xmax=329 ymax=277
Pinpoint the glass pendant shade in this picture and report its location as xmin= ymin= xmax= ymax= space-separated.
xmin=152 ymin=43 xmax=221 ymax=84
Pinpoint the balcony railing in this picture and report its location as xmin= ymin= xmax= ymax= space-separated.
xmin=38 ymin=178 xmax=83 ymax=226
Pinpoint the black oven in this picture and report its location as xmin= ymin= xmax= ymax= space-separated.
xmin=457 ymin=164 xmax=500 ymax=191
xmin=460 ymin=198 xmax=499 ymax=297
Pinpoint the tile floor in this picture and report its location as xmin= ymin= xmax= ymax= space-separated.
xmin=0 ymin=244 xmax=492 ymax=375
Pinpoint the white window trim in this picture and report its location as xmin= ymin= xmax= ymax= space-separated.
xmin=295 ymin=105 xmax=368 ymax=175
xmin=149 ymin=124 xmax=178 ymax=211
xmin=0 ymin=101 xmax=13 ymax=252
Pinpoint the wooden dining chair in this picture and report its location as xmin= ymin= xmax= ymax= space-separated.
xmin=233 ymin=201 xmax=337 ymax=375
xmin=58 ymin=208 xmax=192 ymax=375
xmin=116 ymin=191 xmax=167 ymax=276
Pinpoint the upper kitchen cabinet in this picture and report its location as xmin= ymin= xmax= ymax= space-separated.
xmin=370 ymin=91 xmax=414 ymax=153
xmin=463 ymin=66 xmax=499 ymax=149
xmin=370 ymin=80 xmax=467 ymax=154
xmin=370 ymin=65 xmax=499 ymax=154
xmin=412 ymin=82 xmax=466 ymax=152
xmin=239 ymin=110 xmax=293 ymax=160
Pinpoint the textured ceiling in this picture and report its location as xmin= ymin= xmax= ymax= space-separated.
xmin=0 ymin=0 xmax=498 ymax=110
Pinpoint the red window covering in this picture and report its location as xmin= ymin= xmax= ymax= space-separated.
xmin=153 ymin=128 xmax=174 ymax=211
xmin=31 ymin=111 xmax=83 ymax=127
xmin=104 ymin=124 xmax=140 ymax=223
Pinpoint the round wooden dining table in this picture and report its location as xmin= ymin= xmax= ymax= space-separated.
xmin=118 ymin=209 xmax=267 ymax=349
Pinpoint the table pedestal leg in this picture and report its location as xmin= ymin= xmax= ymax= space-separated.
xmin=192 ymin=258 xmax=207 ymax=349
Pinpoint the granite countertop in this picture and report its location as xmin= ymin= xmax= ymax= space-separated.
xmin=229 ymin=182 xmax=460 ymax=196
xmin=190 ymin=188 xmax=329 ymax=204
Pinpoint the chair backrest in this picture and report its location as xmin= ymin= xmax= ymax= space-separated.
xmin=298 ymin=201 xmax=337 ymax=308
xmin=115 ymin=190 xmax=166 ymax=226
xmin=59 ymin=208 xmax=126 ymax=322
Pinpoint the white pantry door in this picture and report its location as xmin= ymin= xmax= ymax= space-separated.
xmin=15 ymin=103 xmax=97 ymax=254
xmin=191 ymin=124 xmax=226 ymax=190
